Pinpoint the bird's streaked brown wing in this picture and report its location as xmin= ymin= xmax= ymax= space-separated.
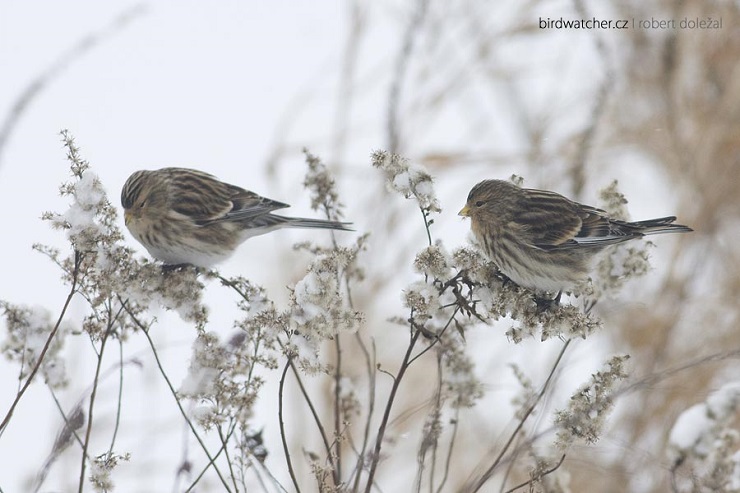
xmin=510 ymin=189 xmax=585 ymax=249
xmin=166 ymin=168 xmax=289 ymax=225
xmin=218 ymin=186 xmax=290 ymax=223
xmin=467 ymin=180 xmax=687 ymax=255
xmin=511 ymin=189 xmax=636 ymax=250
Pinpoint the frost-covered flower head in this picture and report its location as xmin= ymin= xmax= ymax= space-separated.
xmin=371 ymin=150 xmax=441 ymax=212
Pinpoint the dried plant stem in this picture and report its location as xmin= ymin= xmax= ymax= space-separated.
xmin=435 ymin=407 xmax=460 ymax=493
xmin=48 ymin=388 xmax=85 ymax=450
xmin=121 ymin=300 xmax=232 ymax=492
xmin=107 ymin=339 xmax=125 ymax=455
xmin=407 ymin=306 xmax=461 ymax=366
xmin=364 ymin=327 xmax=423 ymax=493
xmin=219 ymin=276 xmax=338 ymax=484
xmin=287 ymin=358 xmax=337 ymax=476
xmin=0 ymin=251 xmax=81 ymax=438
xmin=421 ymin=208 xmax=433 ymax=247
xmin=350 ymin=334 xmax=377 ymax=491
xmin=221 ymin=275 xmax=341 ymax=487
xmin=218 ymin=424 xmax=241 ymax=493
xmin=497 ymin=434 xmax=520 ymax=493
xmin=185 ymin=441 xmax=232 ymax=493
xmin=334 ymin=336 xmax=343 ymax=485
xmin=279 ymin=359 xmax=301 ymax=493
xmin=469 ymin=339 xmax=573 ymax=492
xmin=414 ymin=352 xmax=444 ymax=492
xmin=503 ymin=454 xmax=566 ymax=493
xmin=77 ymin=324 xmax=112 ymax=493
xmin=428 ymin=353 xmax=444 ymax=491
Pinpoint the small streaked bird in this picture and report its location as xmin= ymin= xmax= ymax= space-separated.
xmin=121 ymin=167 xmax=352 ymax=268
xmin=459 ymin=179 xmax=692 ymax=294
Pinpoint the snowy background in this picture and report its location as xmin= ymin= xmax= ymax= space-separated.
xmin=1 ymin=1 xmax=738 ymax=492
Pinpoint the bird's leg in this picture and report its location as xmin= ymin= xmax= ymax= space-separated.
xmin=534 ymin=290 xmax=562 ymax=312
xmin=499 ymin=272 xmax=513 ymax=288
xmin=161 ymin=263 xmax=194 ymax=273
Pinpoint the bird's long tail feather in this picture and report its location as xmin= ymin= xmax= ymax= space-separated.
xmin=284 ymin=217 xmax=354 ymax=231
xmin=631 ymin=216 xmax=693 ymax=235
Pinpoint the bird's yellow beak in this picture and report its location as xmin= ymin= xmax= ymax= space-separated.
xmin=458 ymin=205 xmax=471 ymax=217
xmin=124 ymin=210 xmax=131 ymax=226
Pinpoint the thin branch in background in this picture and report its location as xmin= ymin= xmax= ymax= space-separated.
xmin=250 ymin=455 xmax=290 ymax=493
xmin=0 ymin=4 xmax=147 ymax=166
xmin=497 ymin=434 xmax=520 ymax=493
xmin=35 ymin=397 xmax=85 ymax=493
xmin=331 ymin=0 xmax=365 ymax=167
xmin=617 ymin=347 xmax=740 ymax=401
xmin=174 ymin=420 xmax=193 ymax=492
xmin=568 ymin=0 xmax=616 ymax=199
xmin=387 ymin=0 xmax=429 ymax=153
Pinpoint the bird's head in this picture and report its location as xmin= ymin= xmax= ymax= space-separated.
xmin=459 ymin=179 xmax=518 ymax=223
xmin=121 ymin=170 xmax=169 ymax=227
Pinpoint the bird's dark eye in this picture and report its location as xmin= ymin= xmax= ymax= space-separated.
xmin=121 ymin=193 xmax=132 ymax=209
xmin=475 ymin=201 xmax=485 ymax=207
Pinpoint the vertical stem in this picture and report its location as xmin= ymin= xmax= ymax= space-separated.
xmin=435 ymin=407 xmax=459 ymax=493
xmin=279 ymin=359 xmax=302 ymax=493
xmin=78 ymin=327 xmax=111 ymax=493
xmin=427 ymin=352 xmax=444 ymax=492
xmin=108 ymin=316 xmax=126 ymax=455
xmin=386 ymin=0 xmax=429 ymax=153
xmin=363 ymin=329 xmax=422 ymax=492
xmin=351 ymin=335 xmax=377 ymax=492
xmin=334 ymin=336 xmax=343 ymax=485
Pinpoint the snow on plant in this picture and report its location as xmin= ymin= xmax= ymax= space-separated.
xmin=371 ymin=149 xmax=441 ymax=213
xmin=89 ymin=453 xmax=130 ymax=493
xmin=0 ymin=303 xmax=69 ymax=389
xmin=668 ymin=382 xmax=740 ymax=492
xmin=589 ymin=180 xmax=654 ymax=300
xmin=180 ymin=329 xmax=269 ymax=430
xmin=303 ymin=149 xmax=345 ymax=222
xmin=554 ymin=355 xmax=630 ymax=449
xmin=291 ymin=248 xmax=363 ymax=339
